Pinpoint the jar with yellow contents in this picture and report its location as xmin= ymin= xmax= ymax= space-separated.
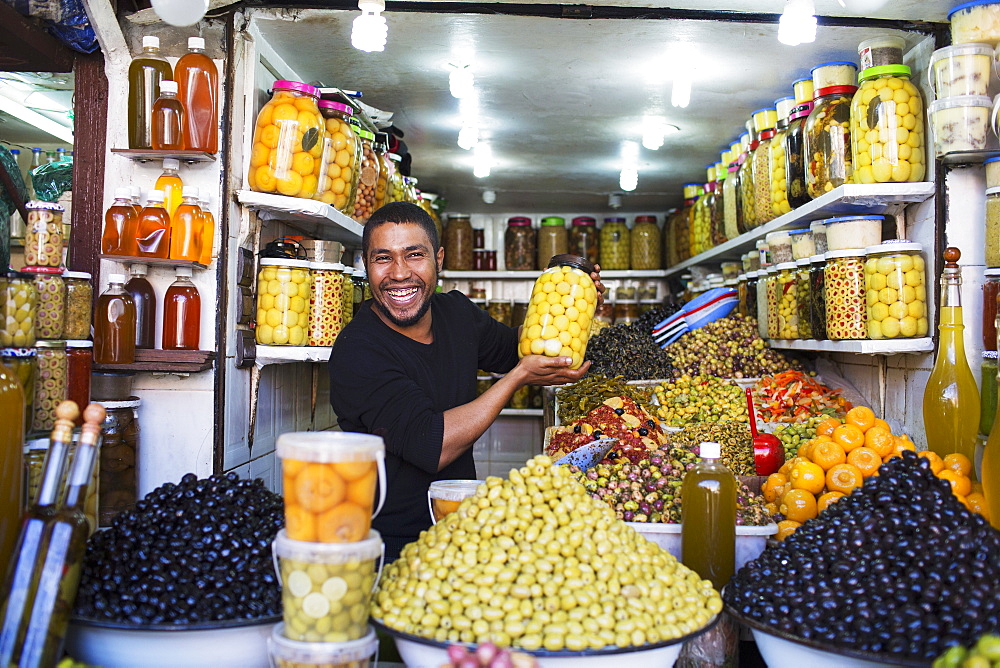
xmin=722 ymin=144 xmax=741 ymax=241
xmin=599 ymin=217 xmax=630 ymax=270
xmin=751 ymin=107 xmax=779 ymax=226
xmin=805 ymin=62 xmax=859 ymax=198
xmin=769 ymin=96 xmax=796 ymax=217
xmin=315 ymin=101 xmax=360 ymax=214
xmin=387 ymin=153 xmax=406 ymax=203
xmin=675 ymin=184 xmax=700 ymax=261
xmin=773 ymin=262 xmax=800 ymax=339
xmin=255 ymin=258 xmax=312 ymax=346
xmin=851 ymin=65 xmax=925 ymax=184
xmin=518 ymin=255 xmax=598 ymax=369
xmin=737 ymin=129 xmax=758 ymax=232
xmin=373 ymin=133 xmax=392 ymax=209
xmin=630 ymin=215 xmax=661 ymax=270
xmin=248 ymin=81 xmax=324 ymax=199
xmin=710 ymin=161 xmax=727 ymax=246
xmin=863 ymin=241 xmax=927 ymax=339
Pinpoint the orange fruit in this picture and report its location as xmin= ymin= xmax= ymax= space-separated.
xmin=938 ymin=469 xmax=972 ymax=497
xmin=797 ymin=442 xmax=814 ymax=459
xmin=916 ymin=450 xmax=944 ymax=474
xmin=846 ymin=446 xmax=882 ymax=477
xmin=276 ymin=170 xmax=304 ymax=197
xmin=943 ymin=453 xmax=973 ymax=477
xmin=272 ymin=103 xmax=299 ymax=123
xmin=810 ymin=441 xmax=847 ymax=471
xmin=762 ymin=473 xmax=789 ymax=503
xmin=832 ymin=424 xmax=866 ymax=452
xmin=316 ymin=501 xmax=369 ymax=542
xmin=845 ymin=406 xmax=877 ymax=433
xmin=815 ymin=417 xmax=842 ymax=437
xmin=764 ymin=502 xmax=780 ymax=516
xmin=817 ymin=491 xmax=846 ymax=512
xmin=872 ymin=418 xmax=892 ymax=433
xmin=294 ymin=463 xmax=346 ymax=513
xmin=790 ymin=461 xmax=826 ymax=495
xmin=967 ymin=492 xmax=990 ymax=521
xmin=284 ymin=502 xmax=317 ymax=542
xmin=334 ymin=460 xmax=376 ymax=482
xmin=826 ymin=463 xmax=864 ymax=495
xmin=780 ymin=489 xmax=818 ymax=524
xmin=892 ymin=437 xmax=917 ymax=458
xmin=864 ymin=427 xmax=896 ymax=458
xmin=778 ymin=456 xmax=809 ymax=477
xmin=345 ymin=469 xmax=378 ymax=508
xmin=776 ymin=520 xmax=801 ymax=541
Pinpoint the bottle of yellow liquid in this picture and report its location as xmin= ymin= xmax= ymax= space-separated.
xmin=923 ymin=247 xmax=980 ymax=478
xmin=169 ymin=186 xmax=203 ymax=262
xmin=154 ymin=158 xmax=184 ymax=217
xmin=0 ymin=357 xmax=25 ymax=571
xmin=681 ymin=441 xmax=736 ymax=590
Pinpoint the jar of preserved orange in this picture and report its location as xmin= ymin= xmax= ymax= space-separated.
xmin=315 ymin=101 xmax=360 ymax=214
xmin=248 ymin=81 xmax=324 ymax=199
xmin=518 ymin=255 xmax=598 ymax=369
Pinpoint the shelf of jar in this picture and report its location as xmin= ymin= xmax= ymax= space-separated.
xmin=441 ymin=270 xmax=668 ymax=280
xmin=499 ymin=408 xmax=543 ymax=417
xmin=100 ymin=255 xmax=208 ymax=270
xmin=237 ymin=191 xmax=363 ymax=246
xmin=664 ymin=182 xmax=936 ymax=277
xmin=111 ymin=148 xmax=217 ymax=164
xmin=939 ymin=150 xmax=1000 ymax=166
xmin=254 ymin=345 xmax=330 ymax=365
xmin=767 ymin=338 xmax=933 ymax=355
xmin=92 ymin=349 xmax=216 ymax=373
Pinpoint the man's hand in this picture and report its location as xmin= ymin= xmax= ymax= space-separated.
xmin=514 ymin=354 xmax=591 ymax=386
xmin=591 ymin=263 xmax=607 ymax=308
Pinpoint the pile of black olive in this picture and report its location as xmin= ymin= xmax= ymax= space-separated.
xmin=725 ymin=451 xmax=1000 ymax=661
xmin=74 ymin=473 xmax=284 ymax=626
xmin=585 ymin=305 xmax=680 ymax=380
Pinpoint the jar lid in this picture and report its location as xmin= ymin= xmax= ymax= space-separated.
xmin=270 ymin=625 xmax=378 ymax=664
xmin=318 ymin=99 xmax=353 ymax=115
xmin=65 ymin=340 xmax=94 ymax=348
xmin=986 ymin=157 xmax=1000 ymax=166
xmin=447 ymin=213 xmax=471 ymax=220
xmin=865 ymin=240 xmax=923 ymax=254
xmin=788 ymin=228 xmax=812 ymax=236
xmin=276 ymin=431 xmax=384 ymax=462
xmin=809 ymin=220 xmax=826 ymax=230
xmin=547 ymin=254 xmax=596 ymax=274
xmin=540 ymin=216 xmax=565 ymax=226
xmin=986 ymin=187 xmax=1000 ymax=197
xmin=98 ymin=398 xmax=141 ymax=409
xmin=62 ymin=271 xmax=92 ymax=280
xmin=309 ymin=261 xmax=341 ymax=271
xmin=603 ymin=217 xmax=626 ymax=223
xmin=928 ymin=95 xmax=993 ymax=112
xmin=765 ymin=230 xmax=789 ymax=241
xmin=985 ymin=268 xmax=1000 ymax=276
xmin=756 ymin=239 xmax=769 ymax=249
xmin=25 ymin=200 xmax=65 ymax=212
xmin=507 ymin=216 xmax=532 ymax=226
xmin=357 ymin=128 xmax=375 ymax=141
xmin=795 ymin=258 xmax=812 ymax=267
xmin=858 ymin=64 xmax=911 ymax=83
xmin=822 ymin=214 xmax=885 ymax=224
xmin=258 ymin=258 xmax=311 ymax=269
xmin=931 ymin=43 xmax=995 ymax=60
xmin=1 ymin=270 xmax=32 ymax=279
xmin=792 ymin=77 xmax=812 ymax=85
xmin=949 ymin=0 xmax=1000 ymax=19
xmin=774 ymin=262 xmax=797 ymax=271
xmin=35 ymin=340 xmax=67 ymax=348
xmin=811 ymin=61 xmax=859 ymax=73
xmin=571 ymin=216 xmax=595 ymax=225
xmin=788 ymin=103 xmax=814 ymax=121
xmin=746 ymin=271 xmax=759 ymax=278
xmin=809 ymin=254 xmax=826 ymax=263
xmin=635 ymin=215 xmax=657 ymax=223
xmin=273 ymin=528 xmax=383 ymax=563
xmin=825 ymin=249 xmax=868 ymax=259
xmin=272 ymin=80 xmax=319 ymax=97
xmin=814 ymin=85 xmax=859 ymax=98
xmin=343 ymin=267 xmax=355 ymax=276
xmin=984 ymin=350 xmax=1000 ymax=360
xmin=21 ymin=266 xmax=64 ymax=275
xmin=0 ymin=347 xmax=35 ymax=357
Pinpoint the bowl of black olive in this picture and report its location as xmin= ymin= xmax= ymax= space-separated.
xmin=66 ymin=473 xmax=285 ymax=668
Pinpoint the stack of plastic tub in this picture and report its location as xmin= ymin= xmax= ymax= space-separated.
xmin=269 ymin=432 xmax=387 ymax=668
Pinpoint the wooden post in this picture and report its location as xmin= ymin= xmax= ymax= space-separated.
xmin=68 ymin=52 xmax=108 ymax=277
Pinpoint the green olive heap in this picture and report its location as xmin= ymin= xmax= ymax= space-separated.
xmin=654 ymin=375 xmax=748 ymax=426
xmin=372 ymin=455 xmax=722 ymax=652
xmin=661 ymin=314 xmax=800 ymax=379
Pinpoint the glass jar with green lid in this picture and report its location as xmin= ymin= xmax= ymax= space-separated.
xmin=630 ymin=215 xmax=661 ymax=269
xmin=851 ymin=65 xmax=925 ymax=184
xmin=599 ymin=217 xmax=630 ymax=270
xmin=537 ymin=216 xmax=567 ymax=267
xmin=769 ymin=96 xmax=797 ymax=217
xmin=751 ymin=107 xmax=779 ymax=226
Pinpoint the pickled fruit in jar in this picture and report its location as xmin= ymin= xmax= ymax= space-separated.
xmin=825 ymin=251 xmax=868 ymax=340
xmin=774 ymin=263 xmax=799 ymax=339
xmin=248 ymin=81 xmax=324 ymax=199
xmin=599 ymin=217 xmax=629 ymax=269
xmin=805 ymin=88 xmax=856 ymax=197
xmin=307 ymin=262 xmax=344 ymax=347
xmin=428 ymin=479 xmax=483 ymax=523
xmin=255 ymin=259 xmax=312 ymax=346
xmin=864 ymin=242 xmax=927 ymax=339
xmin=1 ymin=272 xmax=37 ymax=348
xmin=315 ymin=101 xmax=360 ymax=213
xmin=851 ymin=66 xmax=925 ymax=184
xmin=517 ymin=256 xmax=598 ymax=369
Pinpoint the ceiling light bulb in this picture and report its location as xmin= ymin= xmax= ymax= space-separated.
xmin=671 ymin=74 xmax=692 ymax=109
xmin=483 ymin=190 xmax=496 ymax=204
xmin=619 ymin=169 xmax=638 ymax=192
xmin=778 ymin=0 xmax=817 ymax=46
xmin=449 ymin=66 xmax=475 ymax=99
xmin=457 ymin=126 xmax=479 ymax=150
xmin=473 ymin=143 xmax=492 ymax=178
xmin=608 ymin=193 xmax=622 ymax=209
xmin=352 ymin=0 xmax=388 ymax=52
xmin=642 ymin=130 xmax=663 ymax=151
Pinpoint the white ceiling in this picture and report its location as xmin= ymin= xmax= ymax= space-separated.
xmin=256 ymin=4 xmax=946 ymax=213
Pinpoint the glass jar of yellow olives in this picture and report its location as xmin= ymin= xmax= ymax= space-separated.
xmin=316 ymin=101 xmax=361 ymax=214
xmin=751 ymin=107 xmax=779 ymax=226
xmin=851 ymin=65 xmax=925 ymax=184
xmin=518 ymin=255 xmax=597 ymax=369
xmin=863 ymin=241 xmax=927 ymax=339
xmin=773 ymin=262 xmax=800 ymax=339
xmin=599 ymin=217 xmax=630 ymax=270
xmin=630 ymin=215 xmax=661 ymax=269
xmin=256 ymin=258 xmax=312 ymax=346
xmin=1 ymin=271 xmax=36 ymax=347
xmin=248 ymin=81 xmax=324 ymax=199
xmin=805 ymin=84 xmax=857 ymax=198
xmin=769 ymin=96 xmax=796 ymax=217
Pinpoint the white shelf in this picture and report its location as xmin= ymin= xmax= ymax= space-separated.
xmin=441 ymin=269 xmax=668 ymax=279
xmin=238 ymin=190 xmax=363 ymax=246
xmin=664 ymin=182 xmax=936 ymax=277
xmin=499 ymin=408 xmax=543 ymax=417
xmin=767 ymin=337 xmax=933 ymax=355
xmin=254 ymin=345 xmax=330 ymax=366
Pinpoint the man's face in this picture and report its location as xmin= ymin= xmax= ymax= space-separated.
xmin=365 ymin=222 xmax=444 ymax=330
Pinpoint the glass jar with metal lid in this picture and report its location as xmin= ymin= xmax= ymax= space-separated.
xmin=248 ymin=81 xmax=324 ymax=198
xmin=599 ymin=217 xmax=629 ymax=270
xmin=315 ymin=100 xmax=360 ymax=212
xmin=255 ymin=258 xmax=312 ymax=346
xmin=825 ymin=248 xmax=868 ymax=340
xmin=863 ymin=241 xmax=927 ymax=339
xmin=737 ymin=130 xmax=758 ymax=232
xmin=773 ymin=262 xmax=800 ymax=339
xmin=806 ymin=64 xmax=859 ymax=198
xmin=784 ymin=99 xmax=814 ymax=210
xmin=444 ymin=214 xmax=474 ymax=271
xmin=569 ymin=216 xmax=599 ymax=265
xmin=24 ymin=200 xmax=65 ymax=268
xmin=32 ymin=339 xmax=67 ymax=432
xmin=307 ymin=261 xmax=344 ymax=347
xmin=351 ymin=128 xmax=380 ymax=224
xmin=22 ymin=266 xmax=65 ymax=340
xmin=630 ymin=215 xmax=661 ymax=269
xmin=851 ymin=65 xmax=925 ymax=184
xmin=1 ymin=271 xmax=36 ymax=347
xmin=504 ymin=216 xmax=536 ymax=271
xmin=751 ymin=107 xmax=779 ymax=225
xmin=97 ymin=397 xmax=140 ymax=526
xmin=795 ymin=259 xmax=813 ymax=339
xmin=809 ymin=254 xmax=828 ymax=340
xmin=1 ymin=347 xmax=34 ymax=430
xmin=537 ymin=217 xmax=567 ymax=268
xmin=62 ymin=271 xmax=93 ymax=340
xmin=518 ymin=254 xmax=598 ymax=369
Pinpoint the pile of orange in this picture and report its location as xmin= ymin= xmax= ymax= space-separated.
xmin=761 ymin=406 xmax=989 ymax=540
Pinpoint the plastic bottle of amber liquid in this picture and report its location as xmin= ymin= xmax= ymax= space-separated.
xmin=154 ymin=158 xmax=184 ymax=217
xmin=169 ymin=186 xmax=202 ymax=262
xmin=135 ymin=190 xmax=171 ymax=259
xmin=175 ymin=37 xmax=219 ymax=154
xmin=151 ymin=80 xmax=185 ymax=151
xmin=163 ymin=267 xmax=201 ymax=350
xmin=198 ymin=194 xmax=215 ymax=266
xmin=94 ymin=274 xmax=137 ymax=364
xmin=101 ymin=188 xmax=136 ymax=255
xmin=681 ymin=441 xmax=736 ymax=590
xmin=127 ymin=36 xmax=172 ymax=149
xmin=125 ymin=264 xmax=156 ymax=349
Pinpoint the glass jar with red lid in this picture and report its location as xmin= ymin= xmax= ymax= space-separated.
xmin=247 ymin=80 xmax=324 ymax=198
xmin=504 ymin=216 xmax=536 ymax=271
xmin=569 ymin=217 xmax=599 ymax=265
xmin=805 ymin=62 xmax=859 ymax=198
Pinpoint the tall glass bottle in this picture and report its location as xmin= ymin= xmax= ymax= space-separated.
xmin=681 ymin=441 xmax=736 ymax=590
xmin=162 ymin=267 xmax=201 ymax=350
xmin=923 ymin=248 xmax=980 ymax=476
xmin=101 ymin=188 xmax=136 ymax=255
xmin=93 ymin=275 xmax=137 ymax=365
xmin=198 ymin=194 xmax=214 ymax=266
xmin=154 ymin=158 xmax=184 ymax=218
xmin=128 ymin=36 xmax=172 ymax=150
xmin=984 ymin=296 xmax=1000 ymax=528
xmin=125 ymin=264 xmax=156 ymax=349
xmin=175 ymin=37 xmax=218 ymax=154
xmin=135 ymin=190 xmax=171 ymax=259
xmin=0 ymin=357 xmax=25 ymax=570
xmin=169 ymin=186 xmax=202 ymax=262
xmin=27 ymin=149 xmax=42 ymax=199
xmin=151 ymin=80 xmax=184 ymax=151
xmin=0 ymin=401 xmax=104 ymax=668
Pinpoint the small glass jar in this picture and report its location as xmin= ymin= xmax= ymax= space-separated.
xmin=723 ymin=158 xmax=741 ymax=241
xmin=24 ymin=438 xmax=47 ymax=505
xmin=863 ymin=241 xmax=927 ymax=339
xmin=504 ymin=216 xmax=536 ymax=271
xmin=352 ymin=268 xmax=366 ymax=318
xmin=487 ymin=300 xmax=512 ymax=326
xmin=851 ymin=65 xmax=926 ymax=185
xmin=473 ymin=228 xmax=485 ymax=250
xmin=62 ymin=271 xmax=93 ymax=340
xmin=984 ymin=268 xmax=1000 ymax=350
xmin=766 ymin=231 xmax=794 ymax=264
xmin=537 ymin=217 xmax=568 ymax=268
xmin=444 ymin=214 xmax=475 ymax=271
xmin=987 ymin=187 xmax=1000 ymax=267
xmin=485 ymin=250 xmax=497 ymax=271
xmin=675 ymin=190 xmax=698 ymax=261
xmin=760 ymin=268 xmax=775 ymax=339
xmin=351 ymin=129 xmax=380 ymax=224
xmin=373 ymin=136 xmax=392 ymax=209
xmin=825 ymin=249 xmax=868 ymax=340
xmin=770 ymin=97 xmax=796 ymax=217
xmin=255 ymin=258 xmax=312 ymax=346
xmin=616 ymin=285 xmax=637 ymax=302
xmin=638 ymin=283 xmax=658 ymax=302
xmin=599 ymin=217 xmax=630 ymax=270
xmin=594 ymin=302 xmax=614 ymax=330
xmin=737 ymin=274 xmax=749 ymax=317
xmin=789 ymin=229 xmax=816 ymax=261
xmin=387 ymin=153 xmax=406 ymax=203
xmin=24 ymin=200 xmax=65 ymax=268
xmin=33 ymin=339 xmax=68 ymax=432
xmin=66 ymin=340 xmax=93 ymax=423
xmin=738 ymin=132 xmax=758 ymax=233
xmin=472 ymin=249 xmax=487 ymax=271
xmin=810 ymin=220 xmax=828 ymax=255
xmin=97 ymin=397 xmax=140 ymax=526
xmin=630 ymin=215 xmax=661 ymax=270
xmin=710 ymin=165 xmax=727 ymax=246
xmin=773 ymin=262 xmax=800 ymax=339
xmin=518 ymin=255 xmax=598 ymax=369
xmin=983 ymin=352 xmax=999 ymax=436
xmin=756 ymin=239 xmax=771 ymax=270
xmin=248 ymin=81 xmax=324 ymax=199
xmin=340 ymin=267 xmax=355 ymax=327
xmin=809 ymin=255 xmax=828 ymax=340
xmin=307 ymin=261 xmax=345 ymax=347
xmin=751 ymin=107 xmax=779 ymax=226
xmin=987 ymin=156 xmax=1000 ymax=189
xmin=1 ymin=271 xmax=37 ymax=347
xmin=720 ymin=262 xmax=741 ymax=281
xmin=745 ymin=271 xmax=759 ymax=321
xmin=569 ymin=217 xmax=599 ymax=265
xmin=805 ymin=84 xmax=858 ymax=198
xmin=795 ymin=259 xmax=813 ymax=339
xmin=23 ymin=266 xmax=65 ymax=340
xmin=690 ymin=179 xmax=712 ymax=256
xmin=1 ymin=347 xmax=35 ymax=430
xmin=613 ymin=300 xmax=639 ymax=325
xmin=316 ymin=101 xmax=360 ymax=212
xmin=785 ymin=102 xmax=814 ymax=210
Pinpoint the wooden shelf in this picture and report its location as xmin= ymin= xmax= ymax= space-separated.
xmin=254 ymin=345 xmax=330 ymax=365
xmin=767 ymin=338 xmax=933 ymax=355
xmin=499 ymin=408 xmax=543 ymax=417
xmin=92 ymin=349 xmax=215 ymax=373
xmin=111 ymin=149 xmax=217 ymax=164
xmin=441 ymin=269 xmax=668 ymax=279
xmin=238 ymin=191 xmax=363 ymax=247
xmin=100 ymin=255 xmax=208 ymax=270
xmin=663 ymin=182 xmax=936 ymax=277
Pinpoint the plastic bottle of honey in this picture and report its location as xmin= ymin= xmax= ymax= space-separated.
xmin=681 ymin=441 xmax=736 ymax=590
xmin=198 ymin=193 xmax=215 ymax=266
xmin=134 ymin=190 xmax=171 ymax=259
xmin=154 ymin=158 xmax=184 ymax=217
xmin=125 ymin=264 xmax=156 ymax=349
xmin=162 ymin=267 xmax=201 ymax=350
xmin=151 ymin=80 xmax=185 ymax=151
xmin=169 ymin=186 xmax=203 ymax=262
xmin=175 ymin=37 xmax=218 ymax=154
xmin=101 ymin=188 xmax=135 ymax=255
xmin=129 ymin=186 xmax=142 ymax=217
xmin=127 ymin=36 xmax=172 ymax=149
xmin=94 ymin=275 xmax=137 ymax=364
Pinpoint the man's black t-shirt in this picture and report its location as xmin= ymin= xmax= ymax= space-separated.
xmin=328 ymin=290 xmax=518 ymax=559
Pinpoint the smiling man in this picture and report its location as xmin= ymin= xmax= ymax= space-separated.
xmin=329 ymin=201 xmax=601 ymax=560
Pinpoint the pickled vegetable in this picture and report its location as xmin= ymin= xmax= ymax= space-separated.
xmin=256 ymin=259 xmax=312 ymax=346
xmin=805 ymin=89 xmax=856 ymax=197
xmin=825 ymin=251 xmax=868 ymax=340
xmin=599 ymin=218 xmax=629 ymax=270
xmin=24 ymin=202 xmax=65 ymax=268
xmin=0 ymin=273 xmax=36 ymax=348
xmin=316 ymin=101 xmax=360 ymax=213
xmin=864 ymin=243 xmax=927 ymax=339
xmin=851 ymin=66 xmax=925 ymax=184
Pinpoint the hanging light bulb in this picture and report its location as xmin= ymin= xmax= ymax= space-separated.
xmin=449 ymin=65 xmax=475 ymax=99
xmin=473 ymin=143 xmax=492 ymax=178
xmin=778 ymin=0 xmax=817 ymax=46
xmin=457 ymin=125 xmax=479 ymax=150
xmin=671 ymin=72 xmax=692 ymax=109
xmin=619 ymin=168 xmax=638 ymax=192
xmin=352 ymin=0 xmax=388 ymax=53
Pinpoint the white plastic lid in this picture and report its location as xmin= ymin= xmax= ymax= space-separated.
xmin=775 ymin=262 xmax=797 ymax=271
xmin=175 ymin=266 xmax=193 ymax=277
xmin=331 ymin=262 xmax=346 ymax=271
xmin=130 ymin=263 xmax=149 ymax=275
xmin=809 ymin=254 xmax=826 ymax=263
xmin=269 ymin=625 xmax=377 ymax=664
xmin=746 ymin=271 xmax=759 ymax=279
xmin=276 ymin=431 xmax=384 ymax=463
xmin=159 ymin=80 xmax=177 ymax=94
xmin=273 ymin=528 xmax=383 ymax=564
xmin=809 ymin=220 xmax=826 ymax=231
xmin=700 ymin=442 xmax=721 ymax=459
xmin=865 ymin=240 xmax=923 ymax=254
xmin=259 ymin=258 xmax=311 ymax=268
xmin=114 ymin=187 xmax=131 ymax=199
xmin=108 ymin=273 xmax=126 ymax=283
xmin=188 ymin=36 xmax=206 ymax=49
xmin=65 ymin=340 xmax=94 ymax=348
xmin=147 ymin=190 xmax=165 ymax=202
xmin=130 ymin=186 xmax=141 ymax=199
xmin=825 ymin=249 xmax=868 ymax=259
xmin=63 ymin=271 xmax=91 ymax=280
xmin=142 ymin=36 xmax=160 ymax=49
xmin=795 ymin=258 xmax=811 ymax=266
xmin=985 ymin=268 xmax=1000 ymax=276
xmin=428 ymin=479 xmax=484 ymax=501
xmin=97 ymin=398 xmax=141 ymax=409
xmin=928 ymin=95 xmax=993 ymax=112
xmin=343 ymin=267 xmax=355 ymax=276
xmin=987 ymin=186 xmax=1000 ymax=197
xmin=162 ymin=158 xmax=180 ymax=170
xmin=309 ymin=261 xmax=341 ymax=271
xmin=182 ymin=186 xmax=200 ymax=198
xmin=931 ymin=43 xmax=995 ymax=61
xmin=765 ymin=230 xmax=790 ymax=241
